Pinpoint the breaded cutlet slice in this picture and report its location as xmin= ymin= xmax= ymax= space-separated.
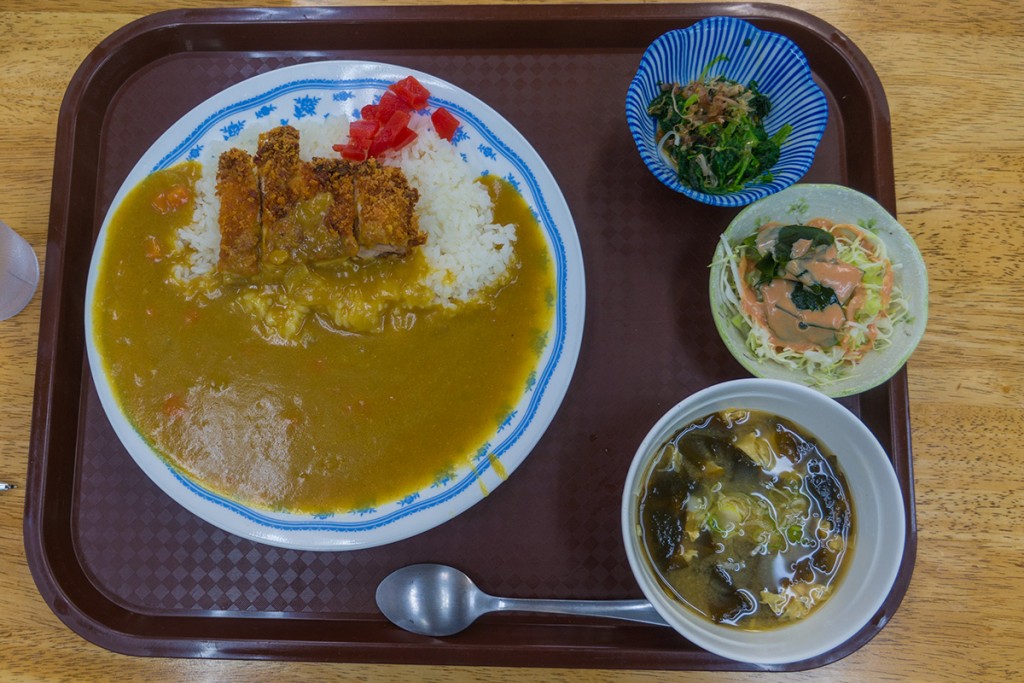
xmin=309 ymin=157 xmax=360 ymax=260
xmin=254 ymin=125 xmax=320 ymax=265
xmin=216 ymin=147 xmax=261 ymax=276
xmin=354 ymin=160 xmax=426 ymax=258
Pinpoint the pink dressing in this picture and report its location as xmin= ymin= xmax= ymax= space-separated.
xmin=740 ymin=221 xmax=869 ymax=353
xmin=759 ymin=279 xmax=844 ymax=350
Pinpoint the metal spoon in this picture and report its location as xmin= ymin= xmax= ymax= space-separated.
xmin=375 ymin=563 xmax=668 ymax=636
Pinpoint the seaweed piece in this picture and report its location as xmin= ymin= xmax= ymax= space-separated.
xmin=718 ymin=589 xmax=758 ymax=625
xmin=805 ymin=458 xmax=850 ymax=532
xmin=812 ymin=546 xmax=839 ymax=574
xmin=647 ymin=509 xmax=684 ymax=565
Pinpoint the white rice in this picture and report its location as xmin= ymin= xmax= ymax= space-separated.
xmin=179 ymin=114 xmax=516 ymax=306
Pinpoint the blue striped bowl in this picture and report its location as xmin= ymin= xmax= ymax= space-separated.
xmin=626 ymin=17 xmax=828 ymax=207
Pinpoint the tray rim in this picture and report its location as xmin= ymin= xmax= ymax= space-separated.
xmin=25 ymin=2 xmax=916 ymax=672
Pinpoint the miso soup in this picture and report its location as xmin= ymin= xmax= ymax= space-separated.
xmin=636 ymin=409 xmax=853 ymax=630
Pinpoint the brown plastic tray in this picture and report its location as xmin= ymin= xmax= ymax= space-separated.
xmin=26 ymin=3 xmax=916 ymax=671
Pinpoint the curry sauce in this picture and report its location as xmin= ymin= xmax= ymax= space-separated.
xmin=93 ymin=163 xmax=554 ymax=514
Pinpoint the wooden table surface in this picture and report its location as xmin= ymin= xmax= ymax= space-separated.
xmin=1 ymin=0 xmax=1021 ymax=681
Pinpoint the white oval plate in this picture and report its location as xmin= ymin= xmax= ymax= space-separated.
xmin=85 ymin=60 xmax=585 ymax=550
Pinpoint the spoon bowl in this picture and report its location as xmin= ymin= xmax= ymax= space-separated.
xmin=376 ymin=563 xmax=491 ymax=637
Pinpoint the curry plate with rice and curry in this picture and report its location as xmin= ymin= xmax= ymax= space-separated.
xmin=86 ymin=62 xmax=584 ymax=548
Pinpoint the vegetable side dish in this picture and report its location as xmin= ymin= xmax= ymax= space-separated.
xmin=715 ymin=218 xmax=909 ymax=382
xmin=637 ymin=409 xmax=853 ymax=629
xmin=647 ymin=57 xmax=791 ymax=194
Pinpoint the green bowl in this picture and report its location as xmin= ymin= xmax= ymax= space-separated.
xmin=709 ymin=184 xmax=928 ymax=397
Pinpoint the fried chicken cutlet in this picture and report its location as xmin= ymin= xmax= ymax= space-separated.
xmin=216 ymin=125 xmax=425 ymax=274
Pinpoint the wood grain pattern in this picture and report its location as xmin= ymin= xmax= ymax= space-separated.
xmin=2 ymin=0 xmax=1022 ymax=680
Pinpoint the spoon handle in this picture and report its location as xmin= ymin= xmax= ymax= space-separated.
xmin=491 ymin=596 xmax=668 ymax=626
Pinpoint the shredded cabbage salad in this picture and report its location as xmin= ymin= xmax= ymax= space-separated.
xmin=714 ymin=221 xmax=911 ymax=383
